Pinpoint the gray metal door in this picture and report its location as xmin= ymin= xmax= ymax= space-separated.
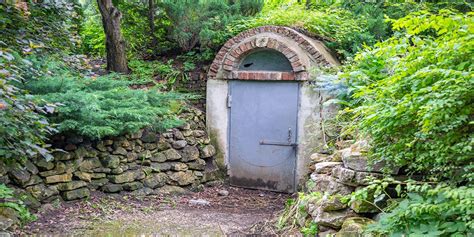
xmin=229 ymin=80 xmax=298 ymax=193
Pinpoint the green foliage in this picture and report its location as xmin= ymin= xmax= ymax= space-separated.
xmin=0 ymin=184 xmax=36 ymax=224
xmin=0 ymin=48 xmax=56 ymax=162
xmin=25 ymin=71 xmax=190 ymax=139
xmin=341 ymin=10 xmax=474 ymax=181
xmin=277 ymin=192 xmax=321 ymax=234
xmin=0 ymin=2 xmax=82 ymax=55
xmin=353 ymin=182 xmax=474 ymax=236
xmin=162 ymin=0 xmax=263 ymax=51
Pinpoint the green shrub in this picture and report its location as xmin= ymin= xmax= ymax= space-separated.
xmin=341 ymin=10 xmax=474 ymax=182
xmin=25 ymin=73 xmax=190 ymax=139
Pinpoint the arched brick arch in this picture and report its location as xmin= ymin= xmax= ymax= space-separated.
xmin=208 ymin=25 xmax=336 ymax=80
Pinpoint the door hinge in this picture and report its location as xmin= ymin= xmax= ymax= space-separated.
xmin=227 ymin=94 xmax=232 ymax=108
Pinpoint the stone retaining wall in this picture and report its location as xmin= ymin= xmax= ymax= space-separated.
xmin=307 ymin=140 xmax=398 ymax=236
xmin=0 ymin=107 xmax=219 ymax=206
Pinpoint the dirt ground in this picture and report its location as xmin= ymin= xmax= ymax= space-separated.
xmin=17 ymin=184 xmax=293 ymax=236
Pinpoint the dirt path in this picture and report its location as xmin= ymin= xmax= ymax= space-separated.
xmin=18 ymin=185 xmax=292 ymax=236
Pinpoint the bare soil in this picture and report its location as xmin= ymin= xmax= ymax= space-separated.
xmin=17 ymin=185 xmax=292 ymax=236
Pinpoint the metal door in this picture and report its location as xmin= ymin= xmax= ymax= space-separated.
xmin=229 ymin=80 xmax=298 ymax=193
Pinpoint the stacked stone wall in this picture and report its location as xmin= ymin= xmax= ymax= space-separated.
xmin=307 ymin=140 xmax=399 ymax=236
xmin=0 ymin=108 xmax=219 ymax=206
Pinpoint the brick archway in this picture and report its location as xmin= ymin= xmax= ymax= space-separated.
xmin=208 ymin=25 xmax=339 ymax=81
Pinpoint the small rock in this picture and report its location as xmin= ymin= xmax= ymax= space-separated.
xmin=156 ymin=185 xmax=188 ymax=196
xmin=180 ymin=146 xmax=200 ymax=162
xmin=56 ymin=181 xmax=87 ymax=191
xmin=102 ymin=184 xmax=123 ymax=193
xmin=200 ymin=145 xmax=216 ymax=158
xmin=9 ymin=167 xmax=31 ymax=187
xmin=122 ymin=182 xmax=144 ymax=191
xmin=314 ymin=162 xmax=342 ymax=174
xmin=189 ymin=199 xmax=210 ymax=206
xmin=171 ymin=162 xmax=188 ymax=171
xmin=172 ymin=140 xmax=187 ymax=149
xmin=130 ymin=187 xmax=153 ymax=196
xmin=218 ymin=190 xmax=229 ymax=196
xmin=61 ymin=188 xmax=90 ymax=201
xmin=45 ymin=173 xmax=72 ymax=184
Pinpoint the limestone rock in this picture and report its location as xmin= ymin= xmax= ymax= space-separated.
xmin=341 ymin=144 xmax=398 ymax=174
xmin=0 ymin=207 xmax=19 ymax=230
xmin=100 ymin=156 xmax=120 ymax=169
xmin=89 ymin=178 xmax=108 ymax=190
xmin=130 ymin=187 xmax=153 ymax=196
xmin=335 ymin=217 xmax=374 ymax=237
xmin=171 ymin=163 xmax=188 ymax=171
xmin=200 ymin=145 xmax=216 ymax=158
xmin=161 ymin=149 xmax=181 ymax=161
xmin=122 ymin=182 xmax=144 ymax=191
xmin=35 ymin=159 xmax=55 ymax=171
xmin=180 ymin=146 xmax=200 ymax=162
xmin=313 ymin=208 xmax=357 ymax=229
xmin=173 ymin=130 xmax=185 ymax=140
xmin=54 ymin=151 xmax=73 ymax=161
xmin=0 ymin=215 xmax=15 ymax=231
xmin=310 ymin=174 xmax=354 ymax=195
xmin=113 ymin=147 xmax=128 ymax=156
xmin=9 ymin=167 xmax=31 ymax=187
xmin=193 ymin=130 xmax=206 ymax=138
xmin=26 ymin=184 xmax=59 ymax=201
xmin=350 ymin=200 xmax=380 ymax=214
xmin=74 ymin=171 xmax=92 ymax=182
xmin=188 ymin=159 xmax=206 ymax=170
xmin=310 ymin=153 xmax=330 ymax=163
xmin=126 ymin=153 xmax=138 ymax=162
xmin=172 ymin=140 xmax=187 ymax=149
xmin=61 ymin=188 xmax=90 ymax=201
xmin=169 ymin=171 xmax=195 ymax=186
xmin=56 ymin=181 xmax=87 ymax=191
xmin=23 ymin=175 xmax=42 ymax=187
xmin=143 ymin=173 xmax=168 ymax=189
xmin=45 ymin=173 xmax=72 ymax=184
xmin=150 ymin=152 xmax=167 ymax=162
xmin=24 ymin=160 xmax=38 ymax=175
xmin=108 ymin=170 xmax=143 ymax=184
xmin=102 ymin=184 xmax=123 ymax=193
xmin=140 ymin=130 xmax=158 ymax=143
xmin=315 ymin=162 xmax=342 ymax=174
xmin=79 ymin=158 xmax=102 ymax=172
xmin=150 ymin=163 xmax=171 ymax=172
xmin=332 ymin=166 xmax=357 ymax=187
xmin=319 ymin=195 xmax=348 ymax=211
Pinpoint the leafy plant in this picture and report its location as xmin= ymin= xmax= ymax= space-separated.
xmin=340 ymin=10 xmax=474 ymax=182
xmin=277 ymin=192 xmax=322 ymax=234
xmin=0 ymin=184 xmax=36 ymax=224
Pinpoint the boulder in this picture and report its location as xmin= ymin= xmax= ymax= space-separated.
xmin=188 ymin=159 xmax=206 ymax=170
xmin=79 ymin=158 xmax=102 ymax=172
xmin=310 ymin=174 xmax=354 ymax=195
xmin=315 ymin=162 xmax=342 ymax=174
xmin=150 ymin=163 xmax=172 ymax=172
xmin=150 ymin=152 xmax=167 ymax=162
xmin=26 ymin=184 xmax=59 ymax=202
xmin=171 ymin=163 xmax=188 ymax=171
xmin=200 ymin=145 xmax=216 ymax=158
xmin=143 ymin=173 xmax=168 ymax=189
xmin=161 ymin=149 xmax=181 ymax=161
xmin=45 ymin=173 xmax=72 ymax=184
xmin=100 ymin=156 xmax=120 ymax=169
xmin=180 ymin=146 xmax=200 ymax=162
xmin=122 ymin=182 xmax=144 ymax=191
xmin=335 ymin=217 xmax=374 ymax=237
xmin=130 ymin=187 xmax=153 ymax=196
xmin=313 ymin=208 xmax=357 ymax=229
xmin=102 ymin=183 xmax=123 ymax=193
xmin=61 ymin=188 xmax=90 ymax=201
xmin=9 ymin=167 xmax=31 ymax=187
xmin=140 ymin=130 xmax=158 ymax=143
xmin=35 ymin=159 xmax=55 ymax=171
xmin=172 ymin=140 xmax=187 ymax=149
xmin=56 ymin=181 xmax=87 ymax=191
xmin=169 ymin=171 xmax=196 ymax=186
xmin=74 ymin=171 xmax=92 ymax=182
xmin=108 ymin=170 xmax=142 ymax=184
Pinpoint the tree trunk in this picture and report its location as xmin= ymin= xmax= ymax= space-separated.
xmin=97 ymin=0 xmax=129 ymax=74
xmin=148 ymin=0 xmax=158 ymax=48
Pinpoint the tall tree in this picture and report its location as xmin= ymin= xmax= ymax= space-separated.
xmin=148 ymin=0 xmax=158 ymax=48
xmin=97 ymin=0 xmax=129 ymax=73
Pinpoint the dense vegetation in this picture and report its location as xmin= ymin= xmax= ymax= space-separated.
xmin=1 ymin=0 xmax=473 ymax=235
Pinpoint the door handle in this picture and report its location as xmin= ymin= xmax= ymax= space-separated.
xmin=259 ymin=140 xmax=298 ymax=147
